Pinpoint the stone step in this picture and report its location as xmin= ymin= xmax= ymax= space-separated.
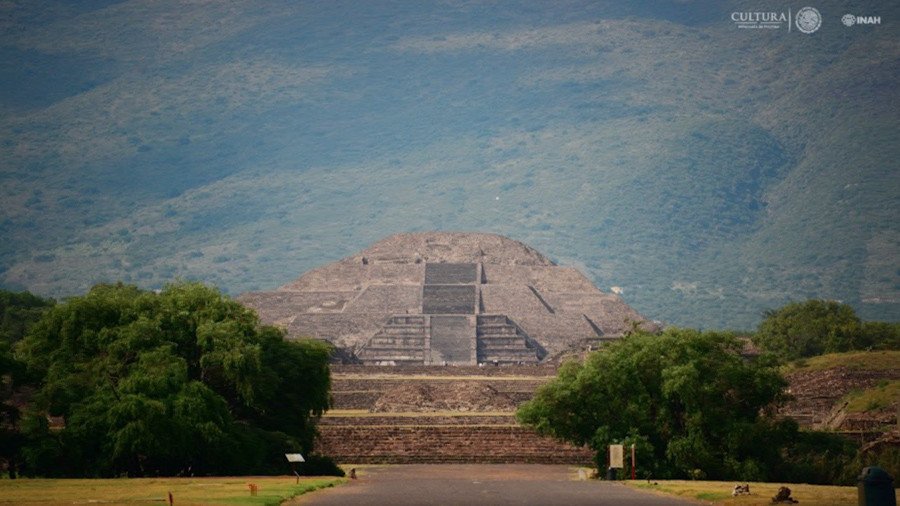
xmin=429 ymin=315 xmax=476 ymax=365
xmin=387 ymin=316 xmax=428 ymax=325
xmin=424 ymin=263 xmax=478 ymax=285
xmin=480 ymin=354 xmax=540 ymax=364
xmin=377 ymin=324 xmax=428 ymax=331
xmin=357 ymin=350 xmax=425 ymax=360
xmin=477 ymin=315 xmax=509 ymax=325
xmin=479 ymin=343 xmax=532 ymax=351
xmin=373 ymin=335 xmax=427 ymax=342
xmin=330 ymin=364 xmax=557 ymax=376
xmin=474 ymin=314 xmax=538 ymax=364
xmin=478 ymin=337 xmax=528 ymax=346
xmin=373 ymin=329 xmax=428 ymax=338
xmin=371 ymin=331 xmax=426 ymax=339
xmin=368 ymin=338 xmax=425 ymax=348
xmin=423 ymin=285 xmax=477 ymax=315
xmin=477 ymin=323 xmax=517 ymax=330
xmin=316 ymin=425 xmax=593 ymax=465
xmin=358 ymin=346 xmax=425 ymax=354
xmin=353 ymin=359 xmax=426 ymax=366
xmin=477 ymin=326 xmax=519 ymax=336
xmin=375 ymin=330 xmax=428 ymax=336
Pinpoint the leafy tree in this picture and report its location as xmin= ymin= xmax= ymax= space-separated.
xmin=754 ymin=300 xmax=869 ymax=360
xmin=15 ymin=282 xmax=333 ymax=477
xmin=517 ymin=328 xmax=796 ymax=481
xmin=860 ymin=321 xmax=900 ymax=352
xmin=0 ymin=290 xmax=53 ymax=477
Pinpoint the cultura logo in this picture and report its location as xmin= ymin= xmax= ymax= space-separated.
xmin=729 ymin=7 xmax=826 ymax=34
xmin=795 ymin=7 xmax=822 ymax=34
xmin=731 ymin=10 xmax=789 ymax=30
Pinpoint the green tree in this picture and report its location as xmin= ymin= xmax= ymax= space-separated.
xmin=517 ymin=328 xmax=795 ymax=481
xmin=0 ymin=290 xmax=53 ymax=477
xmin=754 ymin=300 xmax=865 ymax=360
xmin=15 ymin=282 xmax=332 ymax=477
xmin=860 ymin=321 xmax=900 ymax=351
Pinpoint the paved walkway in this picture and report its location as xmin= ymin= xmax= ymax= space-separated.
xmin=293 ymin=464 xmax=695 ymax=505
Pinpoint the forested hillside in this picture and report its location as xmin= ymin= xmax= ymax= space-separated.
xmin=1 ymin=0 xmax=897 ymax=328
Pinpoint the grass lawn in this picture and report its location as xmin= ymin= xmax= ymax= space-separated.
xmin=845 ymin=380 xmax=900 ymax=412
xmin=625 ymin=480 xmax=860 ymax=505
xmin=0 ymin=476 xmax=346 ymax=506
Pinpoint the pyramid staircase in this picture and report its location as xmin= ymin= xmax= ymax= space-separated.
xmin=476 ymin=314 xmax=539 ymax=365
xmin=356 ymin=315 xmax=429 ymax=365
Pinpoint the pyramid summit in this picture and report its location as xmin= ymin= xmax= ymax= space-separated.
xmin=240 ymin=232 xmax=653 ymax=363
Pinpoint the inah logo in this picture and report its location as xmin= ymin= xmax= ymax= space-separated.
xmin=795 ymin=7 xmax=822 ymax=34
xmin=842 ymin=13 xmax=882 ymax=27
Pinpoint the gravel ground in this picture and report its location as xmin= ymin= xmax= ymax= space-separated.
xmin=292 ymin=464 xmax=696 ymax=505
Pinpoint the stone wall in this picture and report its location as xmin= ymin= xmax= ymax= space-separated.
xmin=424 ymin=263 xmax=477 ymax=284
xmin=316 ymin=424 xmax=593 ymax=464
xmin=430 ymin=315 xmax=476 ymax=365
xmin=319 ymin=365 xmax=593 ymax=464
xmin=422 ymin=285 xmax=476 ymax=314
xmin=330 ymin=364 xmax=556 ymax=376
xmin=237 ymin=291 xmax=356 ymax=321
xmin=480 ymin=284 xmax=552 ymax=315
xmin=286 ymin=314 xmax=384 ymax=349
xmin=482 ymin=265 xmax=596 ymax=292
xmin=279 ymin=263 xmax=425 ymax=291
xmin=344 ymin=285 xmax=422 ymax=314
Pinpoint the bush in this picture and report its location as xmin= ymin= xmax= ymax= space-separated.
xmin=842 ymin=442 xmax=900 ymax=485
xmin=754 ymin=300 xmax=899 ymax=360
xmin=301 ymin=455 xmax=345 ymax=477
xmin=778 ymin=430 xmax=857 ymax=485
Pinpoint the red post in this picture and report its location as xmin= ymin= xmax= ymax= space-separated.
xmin=630 ymin=444 xmax=636 ymax=480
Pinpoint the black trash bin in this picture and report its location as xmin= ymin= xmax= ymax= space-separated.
xmin=606 ymin=467 xmax=617 ymax=481
xmin=858 ymin=466 xmax=896 ymax=506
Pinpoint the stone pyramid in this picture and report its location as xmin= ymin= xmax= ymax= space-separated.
xmin=239 ymin=232 xmax=653 ymax=363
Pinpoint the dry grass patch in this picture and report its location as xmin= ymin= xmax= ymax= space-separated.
xmin=786 ymin=351 xmax=900 ymax=372
xmin=0 ymin=476 xmax=345 ymax=506
xmin=626 ymin=480 xmax=858 ymax=505
xmin=844 ymin=380 xmax=900 ymax=413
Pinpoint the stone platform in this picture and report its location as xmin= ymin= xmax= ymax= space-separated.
xmin=316 ymin=365 xmax=594 ymax=465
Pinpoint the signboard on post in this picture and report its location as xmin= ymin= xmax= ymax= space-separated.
xmin=285 ymin=454 xmax=305 ymax=483
xmin=609 ymin=444 xmax=624 ymax=469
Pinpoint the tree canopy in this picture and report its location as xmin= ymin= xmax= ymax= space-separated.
xmin=13 ymin=282 xmax=333 ymax=477
xmin=754 ymin=299 xmax=899 ymax=360
xmin=517 ymin=328 xmax=801 ymax=481
xmin=0 ymin=290 xmax=54 ymax=477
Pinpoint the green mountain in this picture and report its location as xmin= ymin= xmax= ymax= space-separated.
xmin=1 ymin=0 xmax=897 ymax=329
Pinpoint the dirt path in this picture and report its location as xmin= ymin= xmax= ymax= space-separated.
xmin=291 ymin=464 xmax=696 ymax=505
